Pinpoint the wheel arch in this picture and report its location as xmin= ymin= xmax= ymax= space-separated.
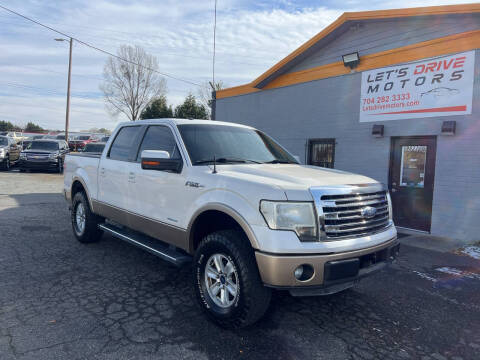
xmin=187 ymin=203 xmax=260 ymax=254
xmin=71 ymin=177 xmax=94 ymax=211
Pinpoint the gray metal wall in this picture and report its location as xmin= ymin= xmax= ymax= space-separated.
xmin=288 ymin=14 xmax=480 ymax=73
xmin=216 ymin=49 xmax=480 ymax=242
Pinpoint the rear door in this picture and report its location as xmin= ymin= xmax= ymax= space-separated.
xmin=98 ymin=125 xmax=142 ymax=211
xmin=389 ymin=136 xmax=436 ymax=232
xmin=129 ymin=125 xmax=188 ymax=229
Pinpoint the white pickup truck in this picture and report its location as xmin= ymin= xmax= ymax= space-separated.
xmin=64 ymin=119 xmax=399 ymax=328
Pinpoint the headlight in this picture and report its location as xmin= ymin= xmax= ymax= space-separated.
xmin=49 ymin=153 xmax=58 ymax=160
xmin=20 ymin=152 xmax=27 ymax=160
xmin=260 ymin=201 xmax=317 ymax=241
xmin=0 ymin=149 xmax=4 ymax=158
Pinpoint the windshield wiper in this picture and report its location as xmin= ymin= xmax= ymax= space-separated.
xmin=193 ymin=157 xmax=262 ymax=165
xmin=263 ymin=159 xmax=295 ymax=164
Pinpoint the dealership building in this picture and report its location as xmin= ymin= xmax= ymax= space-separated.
xmin=214 ymin=4 xmax=480 ymax=242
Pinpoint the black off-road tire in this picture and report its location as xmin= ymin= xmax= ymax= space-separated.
xmin=57 ymin=158 xmax=64 ymax=174
xmin=193 ymin=229 xmax=271 ymax=329
xmin=71 ymin=191 xmax=103 ymax=243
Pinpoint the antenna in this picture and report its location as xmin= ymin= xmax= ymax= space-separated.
xmin=212 ymin=154 xmax=217 ymax=174
xmin=212 ymin=0 xmax=217 ymax=86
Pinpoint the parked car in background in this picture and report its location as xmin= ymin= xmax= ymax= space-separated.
xmin=0 ymin=135 xmax=21 ymax=170
xmin=82 ymin=142 xmax=106 ymax=155
xmin=68 ymin=135 xmax=96 ymax=151
xmin=21 ymin=135 xmax=45 ymax=150
xmin=55 ymin=134 xmax=67 ymax=140
xmin=100 ymin=136 xmax=110 ymax=142
xmin=6 ymin=132 xmax=26 ymax=144
xmin=19 ymin=139 xmax=69 ymax=173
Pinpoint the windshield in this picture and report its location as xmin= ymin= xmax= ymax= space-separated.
xmin=0 ymin=137 xmax=8 ymax=146
xmin=27 ymin=141 xmax=59 ymax=151
xmin=178 ymin=124 xmax=297 ymax=165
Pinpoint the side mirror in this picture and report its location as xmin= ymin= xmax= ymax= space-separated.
xmin=141 ymin=150 xmax=183 ymax=173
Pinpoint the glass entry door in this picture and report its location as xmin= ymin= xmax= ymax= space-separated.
xmin=389 ymin=137 xmax=437 ymax=232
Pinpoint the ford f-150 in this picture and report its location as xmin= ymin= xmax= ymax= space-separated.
xmin=64 ymin=119 xmax=399 ymax=328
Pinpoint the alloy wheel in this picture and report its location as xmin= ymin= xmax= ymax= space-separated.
xmin=74 ymin=202 xmax=86 ymax=235
xmin=204 ymin=253 xmax=239 ymax=308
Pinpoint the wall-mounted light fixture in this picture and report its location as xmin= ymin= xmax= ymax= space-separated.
xmin=441 ymin=121 xmax=456 ymax=135
xmin=342 ymin=52 xmax=360 ymax=69
xmin=372 ymin=124 xmax=384 ymax=138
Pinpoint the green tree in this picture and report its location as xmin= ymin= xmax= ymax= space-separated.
xmin=140 ymin=96 xmax=173 ymax=119
xmin=197 ymin=81 xmax=225 ymax=119
xmin=174 ymin=94 xmax=207 ymax=119
xmin=0 ymin=121 xmax=17 ymax=132
xmin=24 ymin=122 xmax=44 ymax=133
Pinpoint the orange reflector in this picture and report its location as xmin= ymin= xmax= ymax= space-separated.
xmin=143 ymin=160 xmax=160 ymax=166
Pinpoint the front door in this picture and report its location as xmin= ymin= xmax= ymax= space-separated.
xmin=389 ymin=136 xmax=436 ymax=232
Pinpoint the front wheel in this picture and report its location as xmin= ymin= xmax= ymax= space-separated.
xmin=57 ymin=158 xmax=64 ymax=173
xmin=193 ymin=230 xmax=271 ymax=329
xmin=1 ymin=157 xmax=10 ymax=171
xmin=71 ymin=192 xmax=103 ymax=243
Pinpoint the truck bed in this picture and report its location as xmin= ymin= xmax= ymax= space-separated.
xmin=64 ymin=153 xmax=101 ymax=202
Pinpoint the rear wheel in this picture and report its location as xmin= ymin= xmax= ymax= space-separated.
xmin=71 ymin=191 xmax=103 ymax=243
xmin=193 ymin=229 xmax=271 ymax=329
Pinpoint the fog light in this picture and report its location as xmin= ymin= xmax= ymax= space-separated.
xmin=294 ymin=266 xmax=304 ymax=280
xmin=294 ymin=264 xmax=314 ymax=281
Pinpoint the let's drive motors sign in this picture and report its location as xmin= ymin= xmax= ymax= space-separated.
xmin=359 ymin=51 xmax=475 ymax=122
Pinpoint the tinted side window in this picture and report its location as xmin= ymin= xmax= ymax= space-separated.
xmin=137 ymin=126 xmax=180 ymax=161
xmin=109 ymin=126 xmax=141 ymax=161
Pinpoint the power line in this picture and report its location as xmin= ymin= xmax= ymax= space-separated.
xmin=0 ymin=19 xmax=270 ymax=68
xmin=0 ymin=4 xmax=202 ymax=87
xmin=0 ymin=81 xmax=103 ymax=101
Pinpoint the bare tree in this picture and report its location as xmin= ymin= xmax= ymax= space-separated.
xmin=101 ymin=45 xmax=166 ymax=121
xmin=197 ymin=81 xmax=225 ymax=119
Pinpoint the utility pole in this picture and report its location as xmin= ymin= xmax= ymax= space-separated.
xmin=55 ymin=37 xmax=73 ymax=141
xmin=65 ymin=37 xmax=73 ymax=142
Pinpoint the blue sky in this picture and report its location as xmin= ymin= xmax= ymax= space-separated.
xmin=0 ymin=0 xmax=476 ymax=130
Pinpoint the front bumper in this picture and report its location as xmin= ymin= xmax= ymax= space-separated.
xmin=18 ymin=159 xmax=59 ymax=170
xmin=255 ymin=237 xmax=399 ymax=295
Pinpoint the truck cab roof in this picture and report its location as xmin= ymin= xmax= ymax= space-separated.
xmin=117 ymin=118 xmax=254 ymax=129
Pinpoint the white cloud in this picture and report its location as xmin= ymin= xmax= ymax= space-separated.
xmin=0 ymin=0 xmax=477 ymax=130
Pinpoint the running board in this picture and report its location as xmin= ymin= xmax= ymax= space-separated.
xmin=98 ymin=223 xmax=192 ymax=267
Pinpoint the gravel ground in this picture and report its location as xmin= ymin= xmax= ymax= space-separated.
xmin=0 ymin=170 xmax=479 ymax=360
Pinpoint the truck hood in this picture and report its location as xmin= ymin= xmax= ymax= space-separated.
xmin=216 ymin=164 xmax=378 ymax=200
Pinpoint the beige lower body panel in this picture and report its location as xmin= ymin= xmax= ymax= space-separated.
xmin=92 ymin=200 xmax=189 ymax=252
xmin=255 ymin=237 xmax=398 ymax=287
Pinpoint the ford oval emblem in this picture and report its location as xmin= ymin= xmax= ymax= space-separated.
xmin=361 ymin=206 xmax=377 ymax=219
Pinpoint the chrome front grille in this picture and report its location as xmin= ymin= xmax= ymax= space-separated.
xmin=27 ymin=153 xmax=49 ymax=161
xmin=310 ymin=184 xmax=392 ymax=241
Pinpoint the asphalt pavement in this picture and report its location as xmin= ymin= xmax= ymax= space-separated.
xmin=0 ymin=171 xmax=479 ymax=360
